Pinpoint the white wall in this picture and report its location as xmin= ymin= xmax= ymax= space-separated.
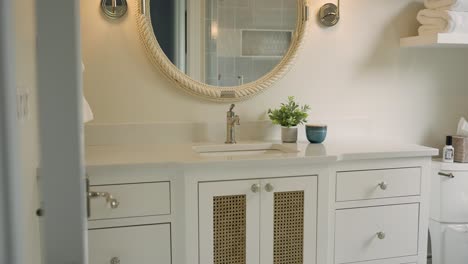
xmin=82 ymin=0 xmax=468 ymax=149
xmin=15 ymin=0 xmax=41 ymax=263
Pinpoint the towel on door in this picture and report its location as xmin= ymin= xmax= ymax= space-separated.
xmin=82 ymin=62 xmax=94 ymax=123
xmin=417 ymin=9 xmax=468 ymax=35
xmin=425 ymin=0 xmax=468 ymax=11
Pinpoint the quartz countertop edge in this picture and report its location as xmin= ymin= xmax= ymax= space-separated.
xmin=85 ymin=141 xmax=439 ymax=167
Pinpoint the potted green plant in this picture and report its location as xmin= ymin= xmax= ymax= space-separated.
xmin=268 ymin=96 xmax=311 ymax=143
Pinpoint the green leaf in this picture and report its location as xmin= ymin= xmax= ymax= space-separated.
xmin=268 ymin=96 xmax=311 ymax=127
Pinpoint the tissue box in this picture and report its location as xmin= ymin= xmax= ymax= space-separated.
xmin=453 ymin=136 xmax=468 ymax=163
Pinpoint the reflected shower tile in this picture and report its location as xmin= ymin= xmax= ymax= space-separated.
xmin=219 ymin=7 xmax=235 ymax=28
xmin=253 ymin=8 xmax=283 ymax=29
xmin=219 ymin=76 xmax=240 ymax=87
xmin=235 ymin=57 xmax=254 ymax=83
xmin=252 ymin=58 xmax=281 ymax=80
xmin=242 ymin=30 xmax=291 ymax=57
xmin=281 ymin=8 xmax=297 ymax=30
xmin=218 ymin=57 xmax=236 ymax=78
xmin=212 ymin=0 xmax=218 ymax=20
xmin=217 ymin=29 xmax=241 ymax=57
xmin=282 ymin=0 xmax=297 ymax=9
xmin=218 ymin=0 xmax=249 ymax=8
xmin=206 ymin=78 xmax=219 ymax=86
xmin=236 ymin=7 xmax=253 ymax=29
xmin=255 ymin=0 xmax=282 ymax=9
xmin=205 ymin=52 xmax=218 ymax=80
xmin=205 ymin=0 xmax=212 ymax=19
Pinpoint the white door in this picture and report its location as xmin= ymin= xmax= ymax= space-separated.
xmin=0 ymin=0 xmax=25 ymax=262
xmin=35 ymin=0 xmax=88 ymax=263
xmin=260 ymin=176 xmax=318 ymax=264
xmin=199 ymin=180 xmax=261 ymax=264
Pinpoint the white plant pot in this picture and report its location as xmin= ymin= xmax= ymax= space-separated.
xmin=281 ymin=126 xmax=298 ymax=143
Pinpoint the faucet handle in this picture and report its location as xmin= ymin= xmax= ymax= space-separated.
xmin=235 ymin=115 xmax=240 ymax=125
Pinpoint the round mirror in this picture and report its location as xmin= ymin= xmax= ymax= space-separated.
xmin=136 ymin=0 xmax=308 ymax=101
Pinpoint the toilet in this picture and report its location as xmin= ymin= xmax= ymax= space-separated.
xmin=430 ymin=161 xmax=468 ymax=264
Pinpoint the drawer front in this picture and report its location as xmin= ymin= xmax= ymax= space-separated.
xmin=89 ymin=224 xmax=171 ymax=264
xmin=335 ymin=204 xmax=419 ymax=264
xmin=89 ymin=182 xmax=170 ymax=220
xmin=336 ymin=168 xmax=421 ymax=202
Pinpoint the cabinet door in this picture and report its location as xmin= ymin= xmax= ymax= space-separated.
xmin=88 ymin=224 xmax=171 ymax=264
xmin=260 ymin=176 xmax=318 ymax=264
xmin=199 ymin=180 xmax=261 ymax=264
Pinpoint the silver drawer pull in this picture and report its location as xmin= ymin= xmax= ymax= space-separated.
xmin=110 ymin=257 xmax=120 ymax=264
xmin=251 ymin=184 xmax=260 ymax=193
xmin=439 ymin=172 xmax=455 ymax=178
xmin=264 ymin=183 xmax=274 ymax=192
xmin=378 ymin=182 xmax=388 ymax=190
xmin=88 ymin=191 xmax=120 ymax=209
xmin=376 ymin=232 xmax=386 ymax=240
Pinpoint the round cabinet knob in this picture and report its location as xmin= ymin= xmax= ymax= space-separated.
xmin=110 ymin=198 xmax=120 ymax=209
xmin=264 ymin=183 xmax=274 ymax=192
xmin=378 ymin=182 xmax=388 ymax=190
xmin=377 ymin=232 xmax=386 ymax=240
xmin=110 ymin=257 xmax=121 ymax=264
xmin=251 ymin=184 xmax=260 ymax=193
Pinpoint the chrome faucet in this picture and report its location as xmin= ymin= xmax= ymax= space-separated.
xmin=225 ymin=104 xmax=240 ymax=144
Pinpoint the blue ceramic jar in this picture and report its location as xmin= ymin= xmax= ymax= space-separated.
xmin=305 ymin=124 xmax=327 ymax=144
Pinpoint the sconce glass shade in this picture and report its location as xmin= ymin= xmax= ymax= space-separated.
xmin=101 ymin=0 xmax=128 ymax=19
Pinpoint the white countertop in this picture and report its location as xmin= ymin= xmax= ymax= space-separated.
xmin=85 ymin=141 xmax=439 ymax=167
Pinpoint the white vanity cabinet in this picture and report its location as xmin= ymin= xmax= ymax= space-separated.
xmin=85 ymin=142 xmax=436 ymax=264
xmin=198 ymin=176 xmax=318 ymax=264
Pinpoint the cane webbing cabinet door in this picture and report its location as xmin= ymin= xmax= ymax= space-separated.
xmin=199 ymin=180 xmax=261 ymax=264
xmin=260 ymin=176 xmax=318 ymax=264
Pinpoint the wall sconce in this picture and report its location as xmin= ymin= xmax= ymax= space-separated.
xmin=101 ymin=0 xmax=128 ymax=19
xmin=319 ymin=0 xmax=340 ymax=27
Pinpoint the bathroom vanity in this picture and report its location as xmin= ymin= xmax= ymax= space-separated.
xmin=85 ymin=142 xmax=437 ymax=264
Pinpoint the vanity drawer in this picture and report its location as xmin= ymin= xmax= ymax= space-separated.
xmin=335 ymin=204 xmax=419 ymax=264
xmin=88 ymin=224 xmax=171 ymax=264
xmin=336 ymin=168 xmax=421 ymax=202
xmin=89 ymin=182 xmax=170 ymax=220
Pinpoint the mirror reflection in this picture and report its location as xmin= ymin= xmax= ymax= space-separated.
xmin=150 ymin=0 xmax=298 ymax=87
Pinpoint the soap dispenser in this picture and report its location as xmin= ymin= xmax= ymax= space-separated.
xmin=443 ymin=136 xmax=455 ymax=163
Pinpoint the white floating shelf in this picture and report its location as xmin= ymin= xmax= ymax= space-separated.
xmin=400 ymin=33 xmax=468 ymax=48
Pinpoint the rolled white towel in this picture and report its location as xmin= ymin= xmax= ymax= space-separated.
xmin=82 ymin=97 xmax=94 ymax=123
xmin=81 ymin=62 xmax=94 ymax=123
xmin=425 ymin=0 xmax=468 ymax=11
xmin=417 ymin=9 xmax=468 ymax=35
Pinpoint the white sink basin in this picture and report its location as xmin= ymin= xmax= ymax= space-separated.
xmin=193 ymin=143 xmax=299 ymax=157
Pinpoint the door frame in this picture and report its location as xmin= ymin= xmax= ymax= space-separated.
xmin=35 ymin=0 xmax=88 ymax=263
xmin=0 ymin=0 xmax=25 ymax=263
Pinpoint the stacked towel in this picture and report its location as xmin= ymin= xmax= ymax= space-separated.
xmin=417 ymin=0 xmax=468 ymax=35
xmin=417 ymin=9 xmax=468 ymax=35
xmin=425 ymin=0 xmax=468 ymax=11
